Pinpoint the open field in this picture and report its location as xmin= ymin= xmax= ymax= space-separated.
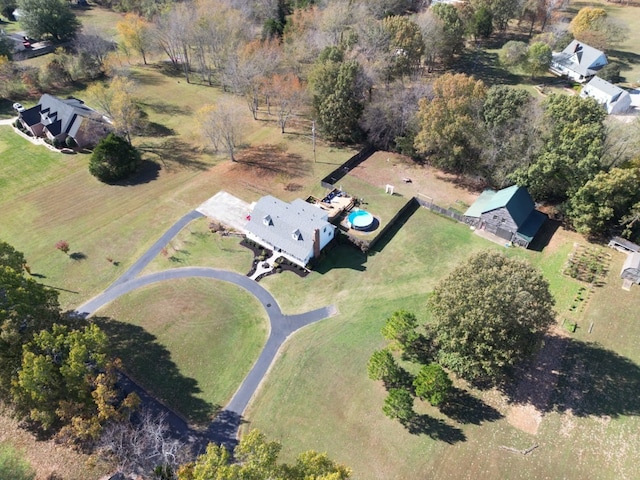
xmin=94 ymin=277 xmax=269 ymax=425
xmin=245 ymin=208 xmax=640 ymax=480
xmin=0 ymin=65 xmax=354 ymax=311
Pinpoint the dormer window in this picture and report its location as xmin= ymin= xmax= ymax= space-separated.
xmin=263 ymin=215 xmax=273 ymax=226
xmin=292 ymin=229 xmax=303 ymax=241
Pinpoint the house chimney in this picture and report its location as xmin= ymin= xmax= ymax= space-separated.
xmin=313 ymin=228 xmax=321 ymax=259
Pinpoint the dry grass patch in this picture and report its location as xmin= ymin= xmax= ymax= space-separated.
xmin=0 ymin=407 xmax=111 ymax=480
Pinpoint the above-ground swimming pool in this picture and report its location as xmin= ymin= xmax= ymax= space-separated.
xmin=348 ymin=209 xmax=374 ymax=230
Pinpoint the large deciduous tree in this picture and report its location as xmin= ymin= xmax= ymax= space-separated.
xmin=0 ymin=240 xmax=27 ymax=272
xmin=569 ymin=6 xmax=628 ymax=51
xmin=567 ymin=168 xmax=640 ymax=237
xmin=427 ymin=250 xmax=556 ymax=383
xmin=481 ymin=85 xmax=540 ymax=187
xmin=525 ymin=41 xmax=552 ymax=79
xmin=414 ymin=73 xmax=486 ymax=174
xmin=18 ymin=0 xmax=80 ymax=42
xmin=12 ymin=323 xmax=138 ymax=440
xmin=89 ymin=133 xmax=142 ymax=183
xmin=513 ymin=94 xmax=606 ymax=201
xmin=0 ymin=259 xmax=60 ymax=398
xmin=197 ymin=100 xmax=245 ymax=162
xmin=86 ymin=76 xmax=144 ymax=144
xmin=270 ymin=73 xmax=306 ymax=134
xmin=431 ymin=3 xmax=465 ymax=60
xmin=180 ymin=429 xmax=351 ymax=479
xmin=382 ymin=15 xmax=425 ymax=80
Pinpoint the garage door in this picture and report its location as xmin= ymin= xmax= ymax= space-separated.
xmin=495 ymin=227 xmax=513 ymax=241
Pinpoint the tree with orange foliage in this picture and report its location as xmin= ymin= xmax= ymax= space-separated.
xmin=271 ymin=73 xmax=307 ymax=133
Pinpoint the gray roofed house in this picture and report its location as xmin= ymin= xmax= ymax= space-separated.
xmin=550 ymin=40 xmax=607 ymax=83
xmin=464 ymin=185 xmax=547 ymax=248
xmin=244 ymin=196 xmax=336 ymax=267
xmin=580 ymin=76 xmax=631 ymax=114
xmin=18 ymin=94 xmax=112 ymax=148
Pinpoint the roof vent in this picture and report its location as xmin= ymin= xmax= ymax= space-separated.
xmin=263 ymin=215 xmax=273 ymax=226
xmin=292 ymin=229 xmax=303 ymax=241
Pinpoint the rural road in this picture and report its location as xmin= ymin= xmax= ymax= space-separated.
xmin=75 ymin=211 xmax=337 ymax=448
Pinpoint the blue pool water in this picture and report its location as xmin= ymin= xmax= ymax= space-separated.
xmin=348 ymin=209 xmax=374 ymax=230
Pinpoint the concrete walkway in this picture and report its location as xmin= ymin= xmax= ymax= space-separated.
xmin=75 ymin=210 xmax=337 ymax=448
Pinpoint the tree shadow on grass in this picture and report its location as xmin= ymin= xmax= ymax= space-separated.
xmin=235 ymin=144 xmax=310 ymax=179
xmin=138 ymin=100 xmax=189 ymax=117
xmin=112 ymin=159 xmax=161 ymax=186
xmin=140 ymin=121 xmax=176 ymax=137
xmin=440 ymin=388 xmax=503 ymax=425
xmin=551 ymin=339 xmax=640 ymax=418
xmin=93 ymin=316 xmax=216 ymax=425
xmin=405 ymin=414 xmax=466 ymax=444
xmin=138 ymin=138 xmax=210 ymax=171
xmin=69 ymin=252 xmax=87 ymax=261
xmin=608 ymin=50 xmax=640 ymax=81
xmin=454 ymin=49 xmax=522 ymax=86
xmin=501 ymin=336 xmax=640 ymax=419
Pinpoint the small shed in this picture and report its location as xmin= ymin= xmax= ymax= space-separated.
xmin=621 ymin=252 xmax=640 ymax=284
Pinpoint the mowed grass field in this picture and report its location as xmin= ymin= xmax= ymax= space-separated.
xmin=94 ymin=278 xmax=269 ymax=425
xmin=243 ymin=209 xmax=640 ymax=480
xmin=0 ymin=65 xmax=353 ymax=311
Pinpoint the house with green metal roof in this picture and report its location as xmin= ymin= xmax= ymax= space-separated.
xmin=464 ymin=185 xmax=547 ymax=248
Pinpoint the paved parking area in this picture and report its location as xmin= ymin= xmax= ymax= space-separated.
xmin=196 ymin=191 xmax=252 ymax=233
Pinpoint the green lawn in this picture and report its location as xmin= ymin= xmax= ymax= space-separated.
xmin=243 ymin=208 xmax=639 ymax=480
xmin=140 ymin=217 xmax=254 ymax=276
xmin=94 ymin=277 xmax=269 ymax=425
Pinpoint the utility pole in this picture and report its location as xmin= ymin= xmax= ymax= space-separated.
xmin=312 ymin=119 xmax=316 ymax=163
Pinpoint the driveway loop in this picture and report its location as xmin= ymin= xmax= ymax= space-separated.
xmin=75 ymin=211 xmax=338 ymax=448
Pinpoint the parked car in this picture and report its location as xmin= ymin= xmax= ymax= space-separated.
xmin=12 ymin=102 xmax=25 ymax=112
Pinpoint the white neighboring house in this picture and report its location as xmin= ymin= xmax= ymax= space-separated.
xmin=550 ymin=40 xmax=607 ymax=83
xmin=244 ymin=196 xmax=336 ymax=268
xmin=580 ymin=76 xmax=632 ymax=114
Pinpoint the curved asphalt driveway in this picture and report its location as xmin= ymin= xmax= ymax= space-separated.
xmin=75 ymin=211 xmax=337 ymax=447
